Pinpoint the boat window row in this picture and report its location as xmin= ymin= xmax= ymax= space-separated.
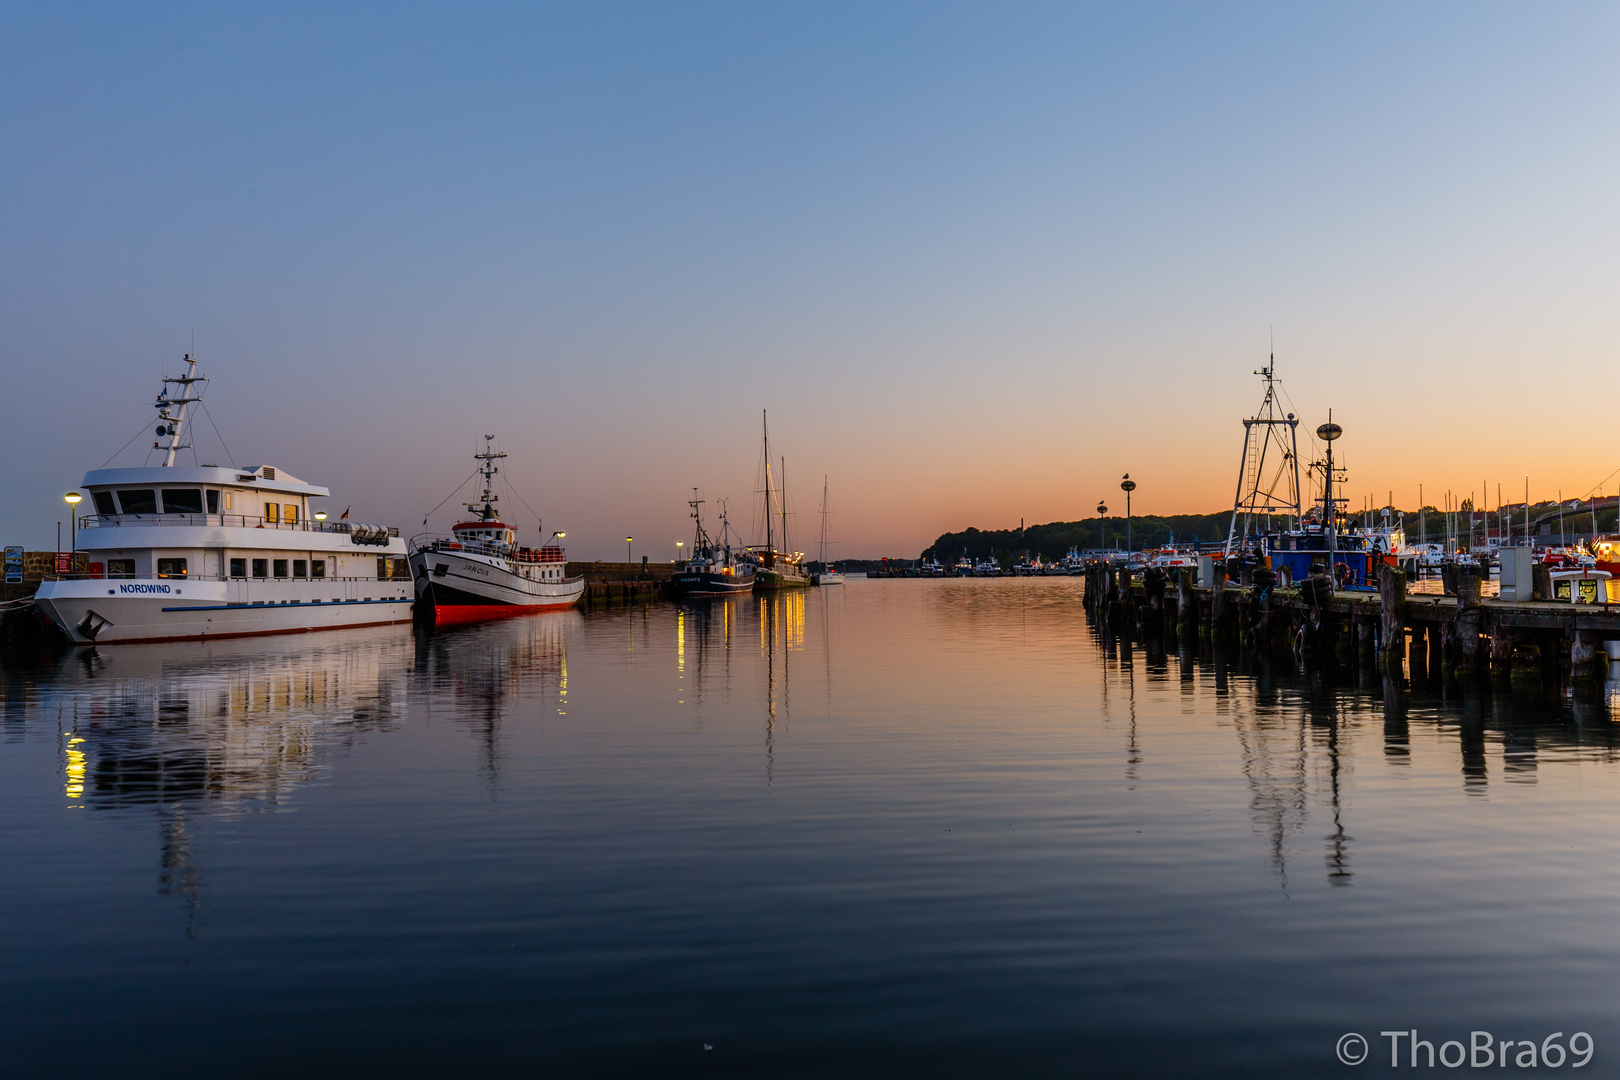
xmin=92 ymin=488 xmax=303 ymax=523
xmin=230 ymin=558 xmax=327 ymax=579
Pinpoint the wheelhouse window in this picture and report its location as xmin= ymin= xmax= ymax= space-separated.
xmin=283 ymin=504 xmax=298 ymax=525
xmin=162 ymin=489 xmax=203 ymax=514
xmin=311 ymin=560 xmax=326 ymax=578
xmin=273 ymin=559 xmax=288 ymax=578
xmin=156 ymin=558 xmax=188 ymax=578
xmin=118 ymin=489 xmax=157 ymax=515
xmin=230 ymin=558 xmax=246 ymax=578
xmin=252 ymin=559 xmax=268 ymax=578
xmin=206 ymin=490 xmax=220 ymax=514
xmin=107 ymin=559 xmax=135 ymax=579
xmin=264 ymin=503 xmax=279 ymax=524
xmin=293 ymin=560 xmax=307 ymax=578
xmin=92 ymin=491 xmax=117 ymax=515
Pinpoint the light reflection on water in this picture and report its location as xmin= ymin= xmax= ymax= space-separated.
xmin=3 ymin=579 xmax=1620 ymax=1078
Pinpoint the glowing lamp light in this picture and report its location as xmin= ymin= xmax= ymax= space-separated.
xmin=314 ymin=511 xmax=328 ymax=521
xmin=64 ymin=491 xmax=82 ymax=505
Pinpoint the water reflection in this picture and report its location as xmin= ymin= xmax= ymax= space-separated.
xmin=413 ymin=614 xmax=572 ymax=787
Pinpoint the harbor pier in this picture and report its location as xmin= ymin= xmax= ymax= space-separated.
xmin=1085 ymin=562 xmax=1620 ymax=688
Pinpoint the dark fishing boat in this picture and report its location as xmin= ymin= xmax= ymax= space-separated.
xmin=670 ymin=491 xmax=755 ymax=597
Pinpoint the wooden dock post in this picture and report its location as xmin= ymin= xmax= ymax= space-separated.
xmin=1449 ymin=569 xmax=1482 ymax=676
xmin=1379 ymin=566 xmax=1406 ymax=672
xmin=1490 ymin=628 xmax=1515 ymax=682
xmin=1571 ymin=630 xmax=1600 ymax=684
xmin=1210 ymin=566 xmax=1227 ymax=627
xmin=1177 ymin=568 xmax=1195 ymax=626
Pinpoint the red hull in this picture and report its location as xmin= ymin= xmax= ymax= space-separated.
xmin=431 ymin=601 xmax=581 ymax=628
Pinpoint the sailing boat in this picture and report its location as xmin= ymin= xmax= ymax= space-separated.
xmin=748 ymin=410 xmax=810 ymax=590
xmin=811 ymin=475 xmax=843 ymax=586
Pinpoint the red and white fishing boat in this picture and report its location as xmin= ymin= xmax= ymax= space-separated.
xmin=408 ymin=439 xmax=584 ymax=627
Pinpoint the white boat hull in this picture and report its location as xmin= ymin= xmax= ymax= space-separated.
xmin=410 ymin=547 xmax=584 ymax=625
xmin=35 ymin=577 xmax=415 ymax=644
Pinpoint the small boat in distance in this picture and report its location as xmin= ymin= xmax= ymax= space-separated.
xmin=811 ymin=475 xmax=843 ymax=586
xmin=671 ymin=492 xmax=755 ymax=596
xmin=408 ymin=437 xmax=584 ymax=626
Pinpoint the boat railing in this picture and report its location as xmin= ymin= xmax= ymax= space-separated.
xmin=42 ymin=572 xmax=407 ymax=584
xmin=409 ymin=533 xmax=567 ymax=564
xmin=78 ymin=514 xmax=401 ymax=539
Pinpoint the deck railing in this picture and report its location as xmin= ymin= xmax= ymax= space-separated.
xmin=78 ymin=514 xmax=400 ymax=538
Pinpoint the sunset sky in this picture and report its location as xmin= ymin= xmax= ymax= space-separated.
xmin=4 ymin=3 xmax=1618 ymax=558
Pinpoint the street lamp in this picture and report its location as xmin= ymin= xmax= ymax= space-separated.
xmin=676 ymin=540 xmax=684 ymax=564
xmin=626 ymin=536 xmax=633 ymax=567
xmin=1120 ymin=475 xmax=1136 ymax=552
xmin=64 ymin=492 xmax=81 ymax=558
xmin=314 ymin=510 xmax=328 ymax=522
xmin=1097 ymin=502 xmax=1108 ymax=551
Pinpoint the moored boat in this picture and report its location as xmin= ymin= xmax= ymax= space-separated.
xmin=670 ymin=492 xmax=755 ymax=596
xmin=810 ymin=475 xmax=844 ymax=586
xmin=35 ymin=354 xmax=415 ymax=644
xmin=746 ymin=411 xmax=810 ymax=590
xmin=407 ymin=439 xmax=583 ymax=626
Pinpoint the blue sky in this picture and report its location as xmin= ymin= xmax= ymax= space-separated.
xmin=4 ymin=3 xmax=1618 ymax=556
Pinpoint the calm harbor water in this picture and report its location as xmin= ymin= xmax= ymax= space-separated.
xmin=4 ymin=578 xmax=1619 ymax=1077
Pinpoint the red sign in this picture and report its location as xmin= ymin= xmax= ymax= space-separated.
xmin=54 ymin=552 xmax=74 ymax=575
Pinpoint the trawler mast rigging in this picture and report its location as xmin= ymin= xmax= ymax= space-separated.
xmin=1225 ymin=356 xmax=1303 ymax=556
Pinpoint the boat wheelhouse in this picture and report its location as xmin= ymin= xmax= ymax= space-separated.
xmin=35 ymin=355 xmax=413 ymax=644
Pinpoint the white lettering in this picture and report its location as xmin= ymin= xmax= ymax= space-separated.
xmin=1383 ymin=1031 xmax=1409 ymax=1067
xmin=1415 ymin=1032 xmax=1436 ymax=1068
xmin=1471 ymin=1031 xmax=1495 ymax=1067
xmin=1570 ymin=1032 xmax=1593 ymax=1067
xmin=1440 ymin=1040 xmax=1465 ymax=1068
xmin=1517 ymin=1041 xmax=1538 ymax=1068
xmin=1544 ymin=1034 xmax=1566 ymax=1068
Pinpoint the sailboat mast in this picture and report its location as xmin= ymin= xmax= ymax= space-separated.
xmin=763 ymin=410 xmax=774 ymax=553
xmin=781 ymin=455 xmax=789 ymax=558
xmin=820 ymin=475 xmax=829 ymax=564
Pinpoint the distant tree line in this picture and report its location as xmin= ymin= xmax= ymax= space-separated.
xmin=922 ymin=512 xmax=1234 ymax=565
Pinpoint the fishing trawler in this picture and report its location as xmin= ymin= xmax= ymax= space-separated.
xmin=407 ymin=439 xmax=584 ymax=626
xmin=670 ymin=492 xmax=755 ymax=596
xmin=34 ymin=354 xmax=415 ymax=644
xmin=747 ymin=412 xmax=810 ymax=590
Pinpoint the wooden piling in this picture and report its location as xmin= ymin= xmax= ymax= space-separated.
xmin=1449 ymin=569 xmax=1483 ymax=676
xmin=1379 ymin=566 xmax=1406 ymax=672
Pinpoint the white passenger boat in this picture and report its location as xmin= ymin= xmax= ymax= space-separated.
xmin=35 ymin=355 xmax=414 ymax=644
xmin=407 ymin=440 xmax=584 ymax=626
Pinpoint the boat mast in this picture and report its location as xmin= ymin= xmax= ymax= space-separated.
xmin=467 ymin=434 xmax=506 ymax=522
xmin=689 ymin=488 xmax=706 ymax=554
xmin=1224 ymin=354 xmax=1302 ymax=557
xmin=155 ymin=353 xmax=207 ymax=468
xmin=819 ymin=475 xmax=830 ymax=565
xmin=780 ymin=455 xmax=789 ymax=559
xmin=762 ymin=410 xmax=774 ymax=555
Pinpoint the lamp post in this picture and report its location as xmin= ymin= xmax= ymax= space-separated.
xmin=1097 ymin=502 xmax=1108 ymax=551
xmin=626 ymin=536 xmax=633 ymax=568
xmin=1119 ymin=476 xmax=1136 ymax=552
xmin=676 ymin=541 xmax=684 ymax=564
xmin=64 ymin=492 xmax=82 ymax=556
